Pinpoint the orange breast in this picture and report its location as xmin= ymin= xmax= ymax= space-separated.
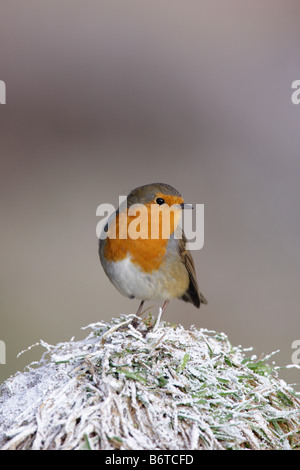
xmin=104 ymin=197 xmax=183 ymax=273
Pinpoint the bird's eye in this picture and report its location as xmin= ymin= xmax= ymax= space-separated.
xmin=156 ymin=197 xmax=165 ymax=205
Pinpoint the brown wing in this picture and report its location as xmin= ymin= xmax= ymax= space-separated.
xmin=178 ymin=233 xmax=208 ymax=308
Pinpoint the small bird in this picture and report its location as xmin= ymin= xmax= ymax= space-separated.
xmin=99 ymin=183 xmax=207 ymax=320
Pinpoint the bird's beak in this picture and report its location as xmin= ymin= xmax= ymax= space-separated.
xmin=180 ymin=203 xmax=193 ymax=210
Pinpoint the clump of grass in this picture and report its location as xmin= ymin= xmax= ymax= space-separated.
xmin=0 ymin=314 xmax=299 ymax=450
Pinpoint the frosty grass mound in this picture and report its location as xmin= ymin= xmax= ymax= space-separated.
xmin=0 ymin=313 xmax=300 ymax=450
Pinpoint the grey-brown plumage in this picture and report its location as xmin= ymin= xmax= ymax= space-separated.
xmin=178 ymin=231 xmax=207 ymax=308
xmin=99 ymin=182 xmax=207 ymax=319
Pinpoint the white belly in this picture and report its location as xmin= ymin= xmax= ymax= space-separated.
xmin=104 ymin=256 xmax=172 ymax=301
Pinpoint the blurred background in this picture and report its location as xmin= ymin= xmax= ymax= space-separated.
xmin=0 ymin=0 xmax=299 ymax=389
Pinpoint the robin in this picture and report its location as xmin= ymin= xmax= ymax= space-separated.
xmin=99 ymin=183 xmax=207 ymax=320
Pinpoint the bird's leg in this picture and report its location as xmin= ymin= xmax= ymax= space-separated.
xmin=153 ymin=300 xmax=170 ymax=331
xmin=131 ymin=300 xmax=145 ymax=329
xmin=135 ymin=300 xmax=144 ymax=316
xmin=160 ymin=300 xmax=170 ymax=318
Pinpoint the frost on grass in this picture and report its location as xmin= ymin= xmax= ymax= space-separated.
xmin=0 ymin=313 xmax=300 ymax=450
